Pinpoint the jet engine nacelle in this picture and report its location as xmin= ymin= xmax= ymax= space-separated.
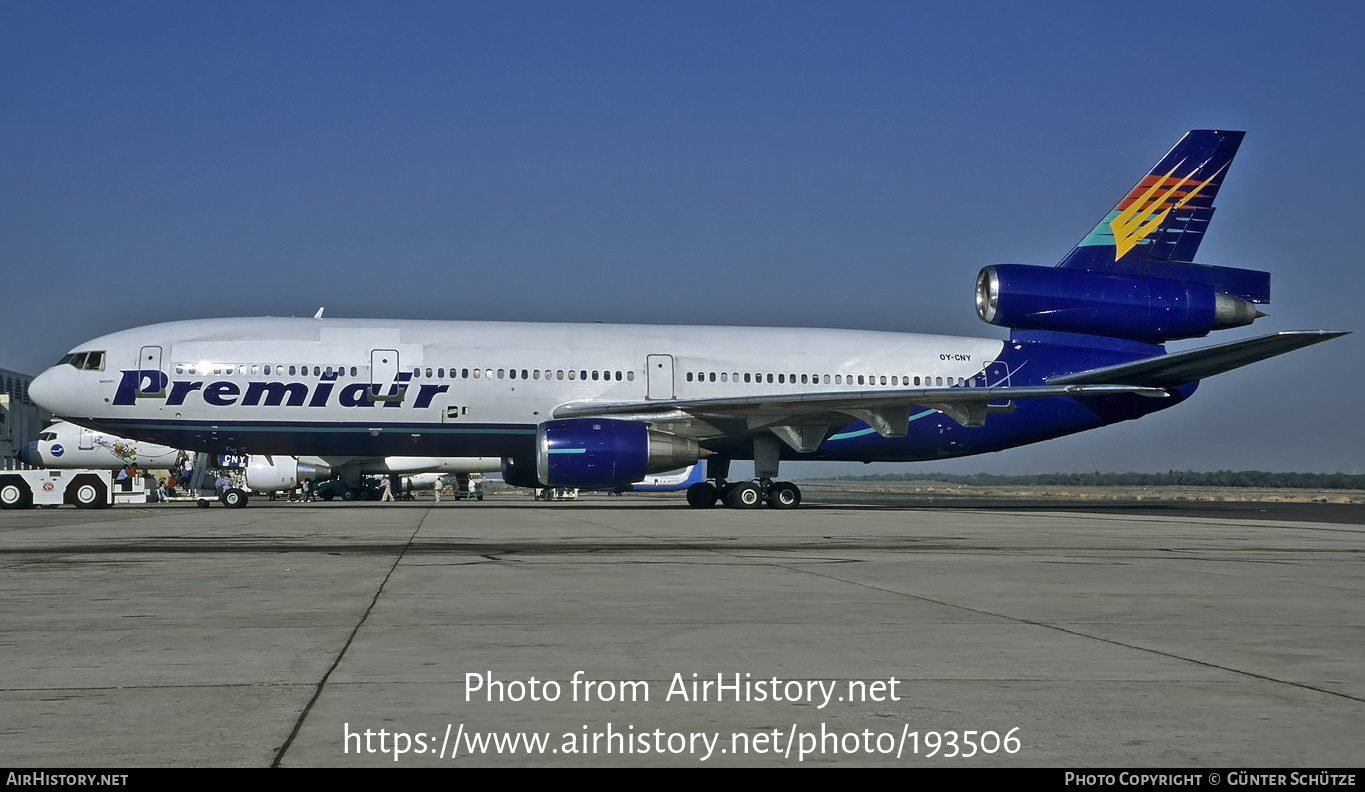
xmin=976 ymin=265 xmax=1261 ymax=343
xmin=245 ymin=457 xmax=333 ymax=492
xmin=501 ymin=456 xmax=543 ymax=489
xmin=535 ymin=419 xmax=701 ymax=489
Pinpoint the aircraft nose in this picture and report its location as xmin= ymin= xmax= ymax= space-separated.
xmin=17 ymin=442 xmax=38 ymax=467
xmin=27 ymin=368 xmax=58 ymax=414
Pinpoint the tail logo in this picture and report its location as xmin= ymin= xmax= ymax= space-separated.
xmin=1109 ymin=162 xmax=1223 ymax=260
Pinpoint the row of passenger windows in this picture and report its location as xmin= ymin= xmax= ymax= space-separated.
xmin=171 ymin=363 xmax=639 ymax=383
xmin=158 ymin=361 xmax=969 ymax=389
xmin=411 ymin=367 xmax=636 ymax=382
xmin=175 ymin=363 xmax=359 ymax=377
xmin=686 ymin=371 xmax=967 ymax=387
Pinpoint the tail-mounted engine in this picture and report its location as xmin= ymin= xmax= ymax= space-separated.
xmin=976 ymin=264 xmax=1264 ymax=343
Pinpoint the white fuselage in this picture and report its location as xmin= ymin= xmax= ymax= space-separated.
xmin=31 ymin=317 xmax=1005 ymax=441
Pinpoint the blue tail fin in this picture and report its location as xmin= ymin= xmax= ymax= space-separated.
xmin=1056 ymin=130 xmax=1267 ymax=303
xmin=1062 ymin=130 xmax=1243 ymax=268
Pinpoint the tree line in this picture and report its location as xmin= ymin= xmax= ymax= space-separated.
xmin=828 ymin=471 xmax=1365 ymax=489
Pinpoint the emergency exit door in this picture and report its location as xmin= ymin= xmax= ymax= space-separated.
xmin=646 ymin=354 xmax=674 ymax=400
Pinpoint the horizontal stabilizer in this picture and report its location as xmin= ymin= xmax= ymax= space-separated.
xmin=1048 ymin=331 xmax=1348 ymax=388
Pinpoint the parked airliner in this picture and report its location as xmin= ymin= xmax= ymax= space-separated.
xmin=26 ymin=131 xmax=1345 ymax=509
xmin=18 ymin=420 xmax=500 ymax=500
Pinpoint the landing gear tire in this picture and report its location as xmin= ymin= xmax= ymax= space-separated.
xmin=71 ymin=480 xmax=106 ymax=509
xmin=0 ymin=481 xmax=31 ymax=510
xmin=221 ymin=488 xmax=248 ymax=508
xmin=686 ymin=482 xmax=718 ymax=508
xmin=725 ymin=481 xmax=762 ymax=509
xmin=341 ymin=489 xmax=358 ymax=501
xmin=766 ymin=481 xmax=801 ymax=509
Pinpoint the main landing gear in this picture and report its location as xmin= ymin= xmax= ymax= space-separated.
xmin=686 ymin=479 xmax=802 ymax=509
xmin=686 ymin=443 xmax=802 ymax=509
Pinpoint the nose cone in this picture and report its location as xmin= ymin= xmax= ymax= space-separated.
xmin=17 ymin=442 xmax=38 ymax=466
xmin=27 ymin=368 xmax=66 ymax=415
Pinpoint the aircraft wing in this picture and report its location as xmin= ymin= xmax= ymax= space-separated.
xmin=553 ymin=383 xmax=1168 ymax=450
xmin=1047 ymin=330 xmax=1347 ymax=387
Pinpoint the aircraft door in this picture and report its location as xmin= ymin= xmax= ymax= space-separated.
xmin=646 ymin=354 xmax=674 ymax=400
xmin=79 ymin=428 xmax=95 ymax=450
xmin=370 ymin=349 xmax=400 ymax=400
xmin=137 ymin=345 xmax=166 ymax=398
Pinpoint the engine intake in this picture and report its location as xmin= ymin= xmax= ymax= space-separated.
xmin=536 ymin=419 xmax=701 ymax=489
xmin=976 ymin=265 xmax=1262 ymax=342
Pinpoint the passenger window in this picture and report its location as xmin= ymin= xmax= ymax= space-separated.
xmin=497 ymin=369 xmax=505 ymax=379
xmin=557 ymin=370 xmax=564 ymax=380
xmin=568 ymin=370 xmax=577 ymax=380
xmin=626 ymin=371 xmax=634 ymax=381
xmin=521 ymin=370 xmax=528 ymax=379
xmin=473 ymin=369 xmax=481 ymax=379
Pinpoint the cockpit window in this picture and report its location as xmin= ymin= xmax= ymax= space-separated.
xmin=57 ymin=354 xmax=76 ymax=366
xmin=65 ymin=352 xmax=106 ymax=368
xmin=39 ymin=432 xmax=57 ymax=441
xmin=64 ymin=351 xmax=106 ymax=371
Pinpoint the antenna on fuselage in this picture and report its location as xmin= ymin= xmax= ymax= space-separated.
xmin=314 ymin=307 xmax=324 ymax=319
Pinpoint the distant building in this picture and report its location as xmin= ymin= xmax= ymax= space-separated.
xmin=0 ymin=367 xmax=50 ymax=465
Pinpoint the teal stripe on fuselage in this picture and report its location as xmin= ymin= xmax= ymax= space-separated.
xmin=827 ymin=409 xmax=938 ymax=441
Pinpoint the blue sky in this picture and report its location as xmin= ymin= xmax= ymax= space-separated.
xmin=2 ymin=2 xmax=1360 ymax=473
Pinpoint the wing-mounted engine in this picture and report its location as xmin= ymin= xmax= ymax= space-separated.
xmin=536 ymin=418 xmax=702 ymax=489
xmin=976 ymin=265 xmax=1265 ymax=343
xmin=245 ymin=457 xmax=332 ymax=492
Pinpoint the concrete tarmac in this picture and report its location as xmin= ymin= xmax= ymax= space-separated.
xmin=0 ymin=492 xmax=1360 ymax=767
